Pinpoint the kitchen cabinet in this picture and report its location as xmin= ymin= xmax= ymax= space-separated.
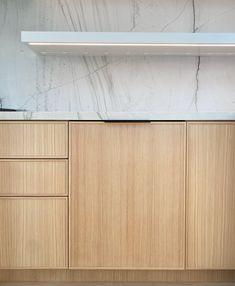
xmin=0 ymin=119 xmax=234 ymax=275
xmin=69 ymin=122 xmax=186 ymax=269
xmin=187 ymin=122 xmax=235 ymax=269
xmin=0 ymin=198 xmax=68 ymax=269
xmin=0 ymin=121 xmax=68 ymax=270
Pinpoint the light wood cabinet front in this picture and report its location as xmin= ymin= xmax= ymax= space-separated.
xmin=0 ymin=121 xmax=68 ymax=158
xmin=187 ymin=122 xmax=235 ymax=269
xmin=0 ymin=198 xmax=68 ymax=269
xmin=70 ymin=122 xmax=186 ymax=269
xmin=0 ymin=160 xmax=68 ymax=196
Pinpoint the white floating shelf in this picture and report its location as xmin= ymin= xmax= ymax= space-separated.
xmin=21 ymin=32 xmax=235 ymax=56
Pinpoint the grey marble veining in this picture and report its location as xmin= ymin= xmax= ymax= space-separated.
xmin=1 ymin=0 xmax=235 ymax=116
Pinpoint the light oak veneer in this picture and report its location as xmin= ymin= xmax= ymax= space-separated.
xmin=70 ymin=122 xmax=186 ymax=269
xmin=0 ymin=160 xmax=68 ymax=196
xmin=0 ymin=198 xmax=68 ymax=269
xmin=0 ymin=121 xmax=68 ymax=158
xmin=187 ymin=122 xmax=235 ymax=269
xmin=0 ymin=270 xmax=235 ymax=282
xmin=0 ymin=120 xmax=234 ymax=283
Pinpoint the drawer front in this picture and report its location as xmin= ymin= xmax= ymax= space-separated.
xmin=0 ymin=198 xmax=68 ymax=269
xmin=0 ymin=160 xmax=68 ymax=196
xmin=0 ymin=121 xmax=68 ymax=158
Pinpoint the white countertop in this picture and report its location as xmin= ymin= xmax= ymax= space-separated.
xmin=0 ymin=111 xmax=235 ymax=121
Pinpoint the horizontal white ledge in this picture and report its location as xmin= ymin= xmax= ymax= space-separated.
xmin=1 ymin=112 xmax=235 ymax=121
xmin=21 ymin=32 xmax=235 ymax=56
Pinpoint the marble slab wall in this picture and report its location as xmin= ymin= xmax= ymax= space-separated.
xmin=1 ymin=0 xmax=235 ymax=113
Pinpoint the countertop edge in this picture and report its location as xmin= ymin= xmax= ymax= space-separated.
xmin=0 ymin=111 xmax=235 ymax=121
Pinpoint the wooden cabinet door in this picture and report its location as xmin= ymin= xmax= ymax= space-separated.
xmin=70 ymin=122 xmax=186 ymax=269
xmin=0 ymin=198 xmax=68 ymax=269
xmin=187 ymin=122 xmax=235 ymax=269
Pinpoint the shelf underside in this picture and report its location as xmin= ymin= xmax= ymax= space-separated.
xmin=21 ymin=32 xmax=235 ymax=56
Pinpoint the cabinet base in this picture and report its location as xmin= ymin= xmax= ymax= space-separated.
xmin=0 ymin=270 xmax=235 ymax=283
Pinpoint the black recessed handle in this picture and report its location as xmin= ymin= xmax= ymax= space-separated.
xmin=103 ymin=120 xmax=152 ymax=123
xmin=0 ymin=108 xmax=17 ymax=112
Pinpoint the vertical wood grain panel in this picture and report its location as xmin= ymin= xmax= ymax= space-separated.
xmin=187 ymin=122 xmax=235 ymax=269
xmin=70 ymin=122 xmax=186 ymax=269
xmin=0 ymin=198 xmax=68 ymax=269
xmin=0 ymin=160 xmax=68 ymax=196
xmin=0 ymin=121 xmax=68 ymax=158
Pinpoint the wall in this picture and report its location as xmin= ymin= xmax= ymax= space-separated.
xmin=1 ymin=0 xmax=235 ymax=113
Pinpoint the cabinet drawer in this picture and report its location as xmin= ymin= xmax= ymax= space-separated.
xmin=0 ymin=197 xmax=68 ymax=269
xmin=0 ymin=121 xmax=68 ymax=158
xmin=0 ymin=160 xmax=68 ymax=196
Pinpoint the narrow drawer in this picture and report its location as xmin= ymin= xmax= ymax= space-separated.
xmin=0 ymin=121 xmax=68 ymax=158
xmin=0 ymin=160 xmax=68 ymax=196
xmin=0 ymin=197 xmax=68 ymax=269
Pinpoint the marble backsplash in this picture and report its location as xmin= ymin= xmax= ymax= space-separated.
xmin=1 ymin=0 xmax=235 ymax=113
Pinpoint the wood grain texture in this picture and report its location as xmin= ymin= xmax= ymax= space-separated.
xmin=187 ymin=122 xmax=235 ymax=269
xmin=0 ymin=160 xmax=68 ymax=196
xmin=0 ymin=198 xmax=68 ymax=269
xmin=1 ymin=283 xmax=234 ymax=286
xmin=0 ymin=121 xmax=68 ymax=158
xmin=70 ymin=122 xmax=186 ymax=269
xmin=0 ymin=270 xmax=235 ymax=282
xmin=1 ymin=283 xmax=235 ymax=286
xmin=0 ymin=282 xmax=234 ymax=286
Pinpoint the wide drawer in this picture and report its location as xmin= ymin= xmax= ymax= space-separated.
xmin=0 ymin=197 xmax=68 ymax=269
xmin=0 ymin=160 xmax=68 ymax=196
xmin=0 ymin=121 xmax=68 ymax=158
